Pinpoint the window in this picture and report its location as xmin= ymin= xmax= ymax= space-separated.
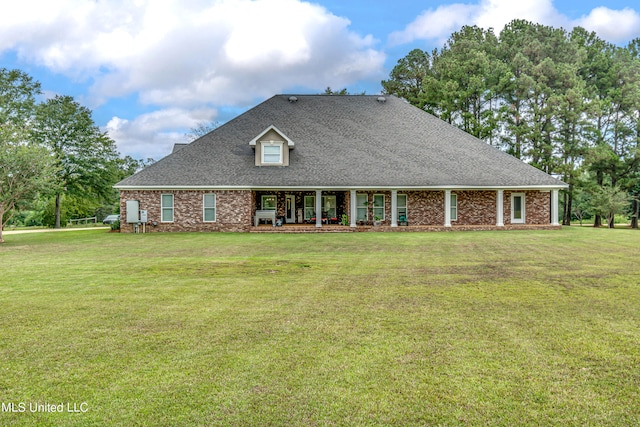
xmin=373 ymin=194 xmax=385 ymax=220
xmin=304 ymin=196 xmax=315 ymax=220
xmin=356 ymin=194 xmax=368 ymax=221
xmin=397 ymin=194 xmax=407 ymax=221
xmin=262 ymin=143 xmax=282 ymax=164
xmin=161 ymin=194 xmax=174 ymax=222
xmin=203 ymin=194 xmax=216 ymax=222
xmin=323 ymin=195 xmax=337 ymax=219
xmin=303 ymin=195 xmax=336 ymax=220
xmin=511 ymin=193 xmax=525 ymax=223
xmin=450 ymin=193 xmax=458 ymax=221
xmin=261 ymin=195 xmax=277 ymax=210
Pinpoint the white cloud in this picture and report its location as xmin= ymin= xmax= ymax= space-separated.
xmin=0 ymin=0 xmax=386 ymax=159
xmin=105 ymin=107 xmax=217 ymax=159
xmin=473 ymin=0 xmax=559 ymax=33
xmin=389 ymin=0 xmax=639 ymax=45
xmin=0 ymin=0 xmax=385 ymax=108
xmin=575 ymin=7 xmax=640 ymax=43
xmin=389 ymin=4 xmax=479 ymax=46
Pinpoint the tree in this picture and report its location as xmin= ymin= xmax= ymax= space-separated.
xmin=322 ymin=87 xmax=366 ymax=96
xmin=185 ymin=120 xmax=219 ymax=142
xmin=0 ymin=68 xmax=52 ymax=242
xmin=380 ymin=21 xmax=640 ymax=228
xmin=0 ymin=127 xmax=56 ymax=242
xmin=496 ymin=20 xmax=584 ymax=170
xmin=590 ymin=185 xmax=629 ymax=228
xmin=570 ymin=187 xmax=591 ymax=226
xmin=420 ymin=26 xmax=504 ymax=142
xmin=381 ymin=49 xmax=434 ymax=109
xmin=0 ymin=68 xmax=41 ymax=126
xmin=31 ymin=95 xmax=120 ymax=228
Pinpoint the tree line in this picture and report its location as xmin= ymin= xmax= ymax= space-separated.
xmin=3 ymin=19 xmax=638 ymax=241
xmin=382 ymin=19 xmax=640 ymax=228
xmin=0 ymin=68 xmax=148 ymax=242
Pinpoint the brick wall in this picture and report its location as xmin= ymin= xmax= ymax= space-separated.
xmin=450 ymin=190 xmax=550 ymax=226
xmin=119 ymin=189 xmax=552 ymax=232
xmin=119 ymin=190 xmax=253 ymax=232
xmin=405 ymin=191 xmax=445 ymax=225
xmin=454 ymin=190 xmax=496 ymax=225
xmin=503 ymin=190 xmax=550 ymax=225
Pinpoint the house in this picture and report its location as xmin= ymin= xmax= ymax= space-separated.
xmin=115 ymin=95 xmax=567 ymax=232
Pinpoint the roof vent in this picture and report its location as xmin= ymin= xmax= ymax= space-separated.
xmin=377 ymin=96 xmax=386 ymax=103
xmin=288 ymin=96 xmax=298 ymax=103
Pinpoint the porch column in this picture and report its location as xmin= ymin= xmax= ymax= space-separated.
xmin=315 ymin=190 xmax=322 ymax=228
xmin=444 ymin=190 xmax=452 ymax=227
xmin=391 ymin=190 xmax=398 ymax=227
xmin=350 ymin=190 xmax=357 ymax=227
xmin=496 ymin=190 xmax=504 ymax=227
xmin=551 ymin=189 xmax=559 ymax=226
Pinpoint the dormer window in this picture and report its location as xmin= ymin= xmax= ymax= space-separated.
xmin=262 ymin=142 xmax=283 ymax=164
xmin=250 ymin=125 xmax=294 ymax=167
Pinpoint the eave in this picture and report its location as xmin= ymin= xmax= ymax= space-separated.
xmin=115 ymin=184 xmax=568 ymax=191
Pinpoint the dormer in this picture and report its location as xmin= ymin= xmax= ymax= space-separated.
xmin=249 ymin=125 xmax=295 ymax=166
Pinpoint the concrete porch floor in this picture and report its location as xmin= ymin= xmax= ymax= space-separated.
xmin=249 ymin=223 xmax=562 ymax=233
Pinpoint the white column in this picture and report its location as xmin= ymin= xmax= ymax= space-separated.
xmin=391 ymin=190 xmax=398 ymax=227
xmin=315 ymin=190 xmax=322 ymax=228
xmin=497 ymin=190 xmax=504 ymax=227
xmin=444 ymin=190 xmax=452 ymax=227
xmin=350 ymin=190 xmax=357 ymax=227
xmin=551 ymin=189 xmax=559 ymax=226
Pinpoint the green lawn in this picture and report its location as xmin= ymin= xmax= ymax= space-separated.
xmin=0 ymin=228 xmax=638 ymax=426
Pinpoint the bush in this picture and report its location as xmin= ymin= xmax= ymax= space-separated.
xmin=110 ymin=220 xmax=120 ymax=231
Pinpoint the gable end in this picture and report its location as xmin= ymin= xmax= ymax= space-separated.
xmin=250 ymin=125 xmax=294 ymax=166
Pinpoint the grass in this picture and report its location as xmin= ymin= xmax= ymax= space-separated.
xmin=0 ymin=228 xmax=639 ymax=426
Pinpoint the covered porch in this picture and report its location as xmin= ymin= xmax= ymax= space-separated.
xmin=251 ymin=188 xmax=561 ymax=230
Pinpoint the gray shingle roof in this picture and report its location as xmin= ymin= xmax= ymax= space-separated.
xmin=116 ymin=95 xmax=566 ymax=189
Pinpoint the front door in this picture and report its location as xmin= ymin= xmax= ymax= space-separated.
xmin=286 ymin=195 xmax=296 ymax=223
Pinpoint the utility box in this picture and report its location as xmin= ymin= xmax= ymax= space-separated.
xmin=126 ymin=200 xmax=140 ymax=223
xmin=139 ymin=210 xmax=148 ymax=223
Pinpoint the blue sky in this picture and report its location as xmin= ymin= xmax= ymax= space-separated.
xmin=1 ymin=0 xmax=639 ymax=160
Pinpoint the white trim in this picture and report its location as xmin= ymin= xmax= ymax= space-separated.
xmin=315 ymin=190 xmax=322 ymax=228
xmin=511 ymin=193 xmax=525 ymax=224
xmin=551 ymin=189 xmax=559 ymax=226
xmin=285 ymin=195 xmax=296 ymax=223
xmin=249 ymin=125 xmax=295 ymax=147
xmin=161 ymin=193 xmax=174 ymax=223
xmin=116 ymin=184 xmax=568 ymax=191
xmin=391 ymin=190 xmax=398 ymax=227
xmin=450 ymin=193 xmax=458 ymax=221
xmin=350 ymin=190 xmax=357 ymax=227
xmin=261 ymin=142 xmax=284 ymax=165
xmin=444 ymin=190 xmax=451 ymax=227
xmin=203 ymin=193 xmax=216 ymax=222
xmin=496 ymin=190 xmax=504 ymax=227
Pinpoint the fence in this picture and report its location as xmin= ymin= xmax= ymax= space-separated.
xmin=67 ymin=217 xmax=97 ymax=225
